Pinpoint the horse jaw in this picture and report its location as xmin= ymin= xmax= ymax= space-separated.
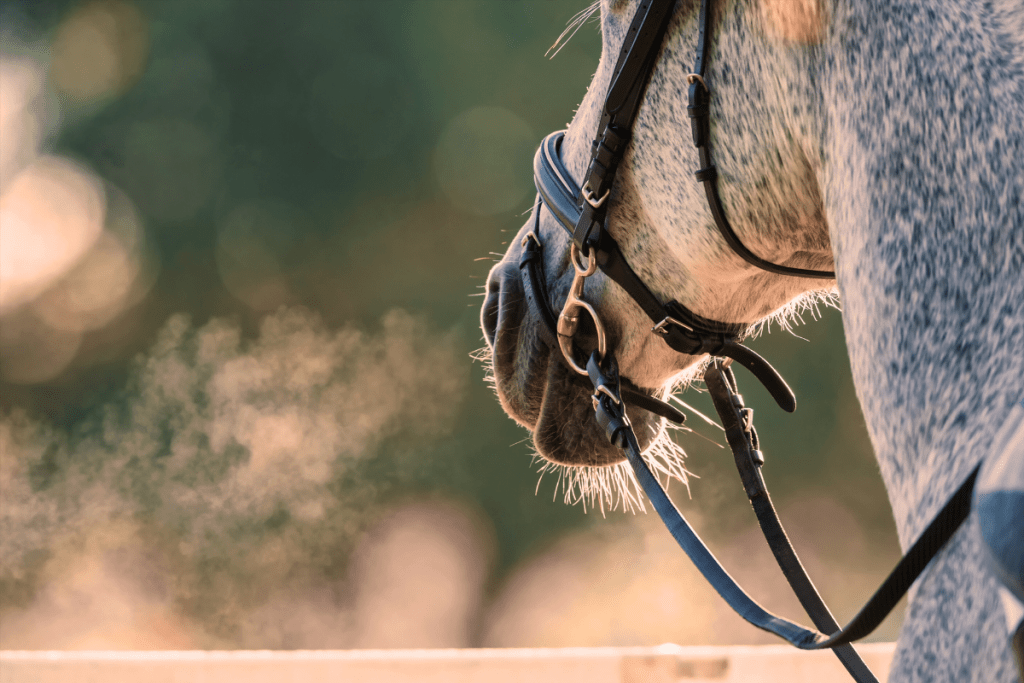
xmin=569 ymin=0 xmax=837 ymax=387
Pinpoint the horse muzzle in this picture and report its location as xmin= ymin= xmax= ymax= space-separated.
xmin=480 ymin=224 xmax=667 ymax=467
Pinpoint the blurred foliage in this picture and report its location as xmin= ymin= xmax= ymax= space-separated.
xmin=0 ymin=0 xmax=900 ymax=643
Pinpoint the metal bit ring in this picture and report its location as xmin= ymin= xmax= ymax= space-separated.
xmin=556 ymin=244 xmax=608 ymax=375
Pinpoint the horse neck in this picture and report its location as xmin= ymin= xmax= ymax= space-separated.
xmin=823 ymin=0 xmax=1024 ymax=546
xmin=563 ymin=0 xmax=1023 ymax=545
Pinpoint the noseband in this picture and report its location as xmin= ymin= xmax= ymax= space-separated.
xmin=517 ymin=2 xmax=980 ymax=681
xmin=532 ymin=130 xmax=797 ymax=413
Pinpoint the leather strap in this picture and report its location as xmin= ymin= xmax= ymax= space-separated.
xmin=519 ymin=211 xmax=689 ymax=427
xmin=703 ymin=361 xmax=981 ymax=651
xmin=535 ymin=131 xmax=797 ymax=412
xmin=705 ymin=364 xmax=876 ymax=682
xmin=537 ymin=131 xmax=750 ymax=344
xmin=586 ymin=351 xmax=979 ymax=668
xmin=574 ymin=0 xmax=677 ymax=252
xmin=687 ymin=0 xmax=835 ymax=279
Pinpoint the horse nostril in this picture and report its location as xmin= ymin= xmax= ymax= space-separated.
xmin=481 ymin=261 xmax=526 ymax=351
xmin=482 ymin=268 xmax=502 ymax=348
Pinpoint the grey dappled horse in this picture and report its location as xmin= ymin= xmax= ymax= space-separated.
xmin=480 ymin=0 xmax=1023 ymax=680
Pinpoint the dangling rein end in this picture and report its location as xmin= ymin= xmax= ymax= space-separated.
xmin=719 ymin=342 xmax=796 ymax=413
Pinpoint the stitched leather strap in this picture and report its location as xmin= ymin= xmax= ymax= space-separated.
xmin=702 ymin=361 xmax=979 ymax=652
xmin=574 ymin=0 xmax=677 ymax=252
xmin=705 ymin=364 xmax=876 ymax=682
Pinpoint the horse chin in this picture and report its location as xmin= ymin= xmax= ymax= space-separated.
xmin=533 ymin=355 xmax=635 ymax=467
xmin=492 ymin=327 xmax=664 ymax=468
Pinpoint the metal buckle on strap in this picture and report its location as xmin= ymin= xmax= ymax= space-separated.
xmin=686 ymin=73 xmax=707 ymax=90
xmin=652 ymin=316 xmax=693 ymax=335
xmin=521 ymin=231 xmax=541 ymax=248
xmin=582 ymin=185 xmax=610 ymax=208
xmin=591 ymin=384 xmax=621 ymax=411
xmin=557 ymin=244 xmax=608 ymax=376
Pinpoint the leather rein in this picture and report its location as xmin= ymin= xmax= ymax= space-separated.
xmin=520 ymin=1 xmax=979 ymax=682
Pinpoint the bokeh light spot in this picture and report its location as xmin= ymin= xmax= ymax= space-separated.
xmin=0 ymin=155 xmax=106 ymax=313
xmin=0 ymin=57 xmax=49 ymax=191
xmin=49 ymin=0 xmax=149 ymax=103
xmin=434 ymin=106 xmax=534 ymax=216
xmin=0 ymin=309 xmax=83 ymax=384
xmin=32 ymin=233 xmax=134 ymax=333
xmin=27 ymin=182 xmax=157 ymax=345
xmin=349 ymin=500 xmax=493 ymax=648
xmin=0 ymin=520 xmax=200 ymax=650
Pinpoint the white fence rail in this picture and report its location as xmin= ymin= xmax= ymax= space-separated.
xmin=1 ymin=643 xmax=895 ymax=682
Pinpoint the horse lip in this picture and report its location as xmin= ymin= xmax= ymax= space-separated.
xmin=534 ymin=356 xmax=625 ymax=466
xmin=487 ymin=260 xmax=546 ymax=430
xmin=490 ymin=319 xmax=666 ymax=466
xmin=484 ymin=234 xmax=665 ymax=466
xmin=496 ymin=300 xmax=665 ymax=467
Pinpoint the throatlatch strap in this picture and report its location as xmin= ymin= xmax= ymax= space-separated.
xmin=687 ymin=0 xmax=835 ymax=279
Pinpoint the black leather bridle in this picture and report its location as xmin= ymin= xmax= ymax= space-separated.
xmin=517 ymin=2 xmax=980 ymax=682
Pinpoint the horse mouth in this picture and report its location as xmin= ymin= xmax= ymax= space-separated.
xmin=482 ymin=259 xmax=664 ymax=468
xmin=532 ymin=350 xmax=666 ymax=467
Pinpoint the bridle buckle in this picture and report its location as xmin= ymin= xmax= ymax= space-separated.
xmin=652 ymin=316 xmax=693 ymax=335
xmin=591 ymin=384 xmax=621 ymax=411
xmin=521 ymin=230 xmax=541 ymax=248
xmin=582 ymin=184 xmax=610 ymax=209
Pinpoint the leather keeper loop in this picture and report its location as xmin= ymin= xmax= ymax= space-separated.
xmin=695 ymin=166 xmax=717 ymax=182
xmin=690 ymin=118 xmax=707 ymax=148
xmin=584 ymin=158 xmax=609 ymax=190
xmin=687 ymin=79 xmax=710 ymax=106
xmin=658 ymin=327 xmax=703 ymax=356
xmin=687 ymin=103 xmax=708 ymax=118
xmin=518 ymin=243 xmax=540 ymax=268
xmin=573 ymin=209 xmax=600 ymax=253
xmin=688 ymin=82 xmax=711 ymax=147
xmin=594 ymin=141 xmax=618 ymax=170
xmin=599 ymin=124 xmax=628 ymax=153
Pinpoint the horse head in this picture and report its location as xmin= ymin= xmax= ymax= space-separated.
xmin=481 ymin=0 xmax=834 ymax=470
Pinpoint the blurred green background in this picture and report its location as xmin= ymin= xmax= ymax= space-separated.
xmin=0 ymin=0 xmax=902 ymax=650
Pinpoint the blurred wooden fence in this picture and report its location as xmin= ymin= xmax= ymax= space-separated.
xmin=1 ymin=643 xmax=895 ymax=682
